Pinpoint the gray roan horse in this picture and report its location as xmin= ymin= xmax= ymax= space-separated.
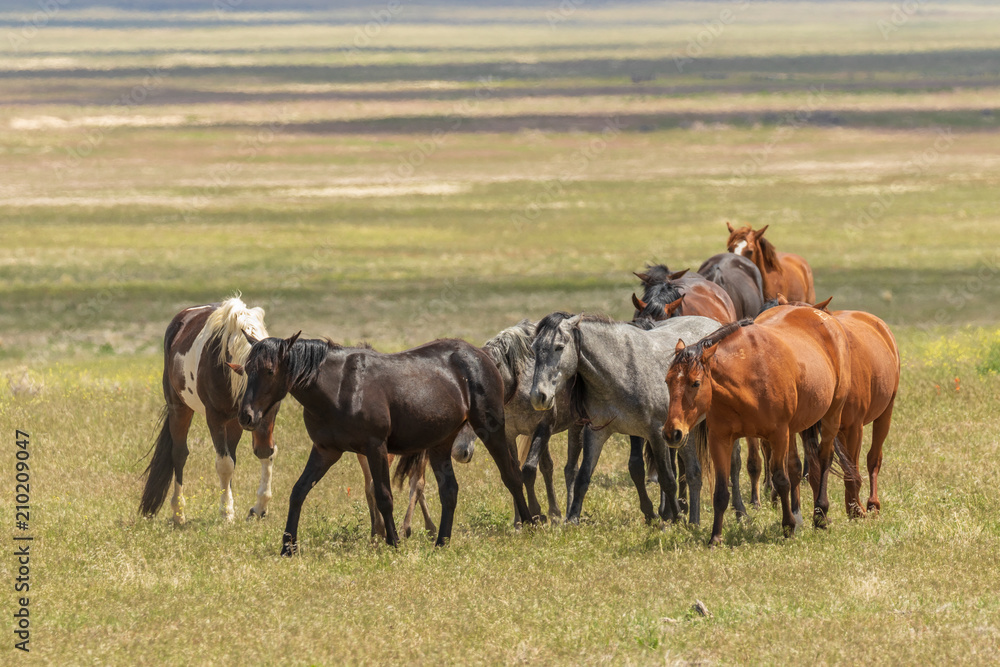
xmin=483 ymin=320 xmax=583 ymax=523
xmin=529 ymin=313 xmax=721 ymax=524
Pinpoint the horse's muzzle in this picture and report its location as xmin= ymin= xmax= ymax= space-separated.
xmin=530 ymin=390 xmax=554 ymax=412
xmin=664 ymin=427 xmax=686 ymax=448
xmin=239 ymin=407 xmax=261 ymax=431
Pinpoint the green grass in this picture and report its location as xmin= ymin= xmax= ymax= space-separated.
xmin=2 ymin=2 xmax=1000 ymax=664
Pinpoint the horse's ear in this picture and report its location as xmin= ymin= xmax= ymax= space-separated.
xmin=668 ymin=268 xmax=689 ymax=280
xmin=227 ymin=362 xmax=244 ymax=376
xmin=674 ymin=339 xmax=686 ymax=354
xmin=726 ymin=221 xmax=735 ymax=233
xmin=754 ymin=224 xmax=769 ymax=239
xmin=776 ymin=293 xmax=788 ymax=305
xmin=814 ymin=296 xmax=833 ymax=311
xmin=701 ymin=342 xmax=719 ymax=364
xmin=567 ymin=314 xmax=583 ymax=328
xmin=632 ymin=293 xmax=647 ymax=311
xmin=284 ymin=330 xmax=301 ymax=349
xmin=634 ymin=271 xmax=651 ymax=285
xmin=664 ymin=295 xmax=685 ymax=317
xmin=242 ymin=329 xmax=260 ymax=346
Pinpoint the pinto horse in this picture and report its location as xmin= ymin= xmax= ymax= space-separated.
xmin=664 ymin=306 xmax=851 ymax=545
xmin=139 ymin=297 xmax=278 ymax=523
xmin=697 ymin=253 xmax=766 ymax=320
xmin=776 ymin=296 xmax=900 ymax=517
xmin=726 ymin=223 xmax=815 ymax=302
xmin=632 ymin=265 xmax=737 ymax=324
xmin=233 ymin=333 xmax=533 ymax=553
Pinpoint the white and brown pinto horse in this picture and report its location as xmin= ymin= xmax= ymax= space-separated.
xmin=140 ymin=297 xmax=276 ymax=523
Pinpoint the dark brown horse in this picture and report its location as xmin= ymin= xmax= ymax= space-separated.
xmin=139 ymin=297 xmax=279 ymax=523
xmin=697 ymin=252 xmax=766 ymax=320
xmin=726 ymin=223 xmax=815 ymax=302
xmin=232 ymin=333 xmax=534 ymax=554
xmin=664 ymin=305 xmax=851 ymax=545
xmin=632 ymin=265 xmax=737 ymax=324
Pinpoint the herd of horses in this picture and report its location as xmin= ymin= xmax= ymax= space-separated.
xmin=139 ymin=223 xmax=900 ymax=553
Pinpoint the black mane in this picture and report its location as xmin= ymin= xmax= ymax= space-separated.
xmin=638 ymin=280 xmax=683 ymax=317
xmin=675 ymin=318 xmax=754 ymax=365
xmin=250 ymin=337 xmax=335 ymax=390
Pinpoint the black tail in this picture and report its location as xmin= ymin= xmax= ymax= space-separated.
xmin=139 ymin=407 xmax=175 ymax=516
xmin=392 ymin=452 xmax=427 ymax=490
xmin=801 ymin=422 xmax=854 ymax=482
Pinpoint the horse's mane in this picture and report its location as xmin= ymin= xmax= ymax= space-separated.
xmin=639 ymin=281 xmax=683 ymax=314
xmin=636 ymin=263 xmax=672 ymax=286
xmin=483 ymin=319 xmax=536 ymax=383
xmin=755 ymin=235 xmax=782 ymax=274
xmin=205 ymin=296 xmax=269 ymax=401
xmin=675 ymin=318 xmax=754 ymax=366
xmin=284 ymin=338 xmax=336 ymax=390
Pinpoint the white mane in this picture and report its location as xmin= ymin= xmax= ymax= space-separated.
xmin=204 ymin=296 xmax=268 ymax=400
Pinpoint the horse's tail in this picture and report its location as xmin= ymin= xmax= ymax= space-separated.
xmin=830 ymin=435 xmax=856 ymax=483
xmin=800 ymin=422 xmax=851 ymax=481
xmin=694 ymin=423 xmax=714 ymax=495
xmin=516 ymin=434 xmax=531 ymax=466
xmin=393 ymin=452 xmax=427 ymax=490
xmin=139 ymin=407 xmax=174 ymax=517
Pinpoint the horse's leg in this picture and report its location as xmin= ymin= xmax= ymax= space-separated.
xmin=564 ymin=423 xmax=583 ymax=516
xmin=522 ymin=424 xmax=551 ymax=523
xmin=729 ymin=437 xmax=747 ymax=519
xmin=674 ymin=447 xmax=687 ymax=513
xmin=679 ymin=427 xmax=703 ymax=525
xmin=648 ymin=432 xmax=681 ymax=524
xmin=707 ymin=430 xmax=735 ymax=546
xmin=206 ymin=412 xmax=242 ymax=521
xmin=567 ymin=427 xmax=611 ymax=524
xmin=415 ymin=456 xmax=437 ymax=534
xmin=746 ymin=437 xmax=762 ymax=509
xmin=479 ymin=425 xmax=532 ymax=525
xmin=786 ymin=429 xmax=804 ymax=527
xmin=842 ymin=422 xmax=866 ymax=519
xmin=248 ymin=454 xmax=274 ymax=520
xmin=627 ymin=435 xmax=658 ymax=523
xmin=428 ymin=447 xmax=459 ymax=547
xmin=537 ymin=430 xmax=561 ymax=521
xmin=282 ymin=445 xmax=340 ymax=557
xmin=767 ymin=427 xmax=795 ymax=538
xmin=812 ymin=416 xmax=840 ymax=529
xmin=867 ymin=399 xmax=894 ymax=514
xmin=365 ymin=441 xmax=400 ymax=547
xmin=167 ymin=404 xmax=194 ymax=525
xmin=357 ymin=453 xmax=385 ymax=539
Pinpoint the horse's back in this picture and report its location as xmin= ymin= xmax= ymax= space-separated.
xmin=698 ymin=253 xmax=765 ymax=319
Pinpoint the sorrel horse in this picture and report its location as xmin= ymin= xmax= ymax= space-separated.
xmin=776 ymin=296 xmax=899 ymax=517
xmin=139 ymin=297 xmax=278 ymax=523
xmin=664 ymin=305 xmax=851 ymax=545
xmin=697 ymin=253 xmax=766 ymax=320
xmin=726 ymin=223 xmax=815 ymax=302
xmin=232 ymin=333 xmax=533 ymax=553
xmin=483 ymin=320 xmax=583 ymax=523
xmin=632 ymin=265 xmax=737 ymax=324
xmin=529 ymin=312 xmax=721 ymax=525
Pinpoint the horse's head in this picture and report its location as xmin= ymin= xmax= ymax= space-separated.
xmin=632 ymin=291 xmax=685 ymax=321
xmin=663 ymin=338 xmax=716 ymax=448
xmin=529 ymin=312 xmax=582 ymax=411
xmin=726 ymin=222 xmax=768 ymax=260
xmin=229 ymin=331 xmax=300 ymax=433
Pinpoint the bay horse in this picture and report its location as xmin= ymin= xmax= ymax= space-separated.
xmin=483 ymin=320 xmax=583 ymax=523
xmin=697 ymin=253 xmax=766 ymax=320
xmin=632 ymin=265 xmax=737 ymax=324
xmin=232 ymin=333 xmax=533 ymax=553
xmin=776 ymin=296 xmax=899 ymax=517
xmin=139 ymin=297 xmax=278 ymax=523
xmin=664 ymin=305 xmax=851 ymax=545
xmin=726 ymin=223 xmax=815 ymax=302
xmin=529 ymin=312 xmax=721 ymax=525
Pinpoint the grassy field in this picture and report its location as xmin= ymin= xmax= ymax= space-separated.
xmin=2 ymin=2 xmax=1000 ymax=664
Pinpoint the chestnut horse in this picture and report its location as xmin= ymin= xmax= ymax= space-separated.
xmin=140 ymin=297 xmax=279 ymax=523
xmin=233 ymin=333 xmax=533 ymax=553
xmin=777 ymin=296 xmax=899 ymax=517
xmin=632 ymin=265 xmax=737 ymax=324
xmin=726 ymin=223 xmax=815 ymax=302
xmin=664 ymin=305 xmax=851 ymax=545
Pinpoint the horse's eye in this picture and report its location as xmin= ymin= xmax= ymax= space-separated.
xmin=266 ymin=368 xmax=275 ymax=376
xmin=553 ymin=344 xmax=565 ymax=353
xmin=691 ymin=381 xmax=701 ymax=389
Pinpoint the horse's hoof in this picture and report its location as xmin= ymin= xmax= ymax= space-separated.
xmin=707 ymin=535 xmax=723 ymax=548
xmin=783 ymin=524 xmax=796 ymax=538
xmin=404 ymin=526 xmax=412 ymax=539
xmin=280 ymin=544 xmax=296 ymax=558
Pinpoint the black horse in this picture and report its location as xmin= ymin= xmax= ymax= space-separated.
xmin=697 ymin=253 xmax=766 ymax=320
xmin=231 ymin=332 xmax=535 ymax=554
